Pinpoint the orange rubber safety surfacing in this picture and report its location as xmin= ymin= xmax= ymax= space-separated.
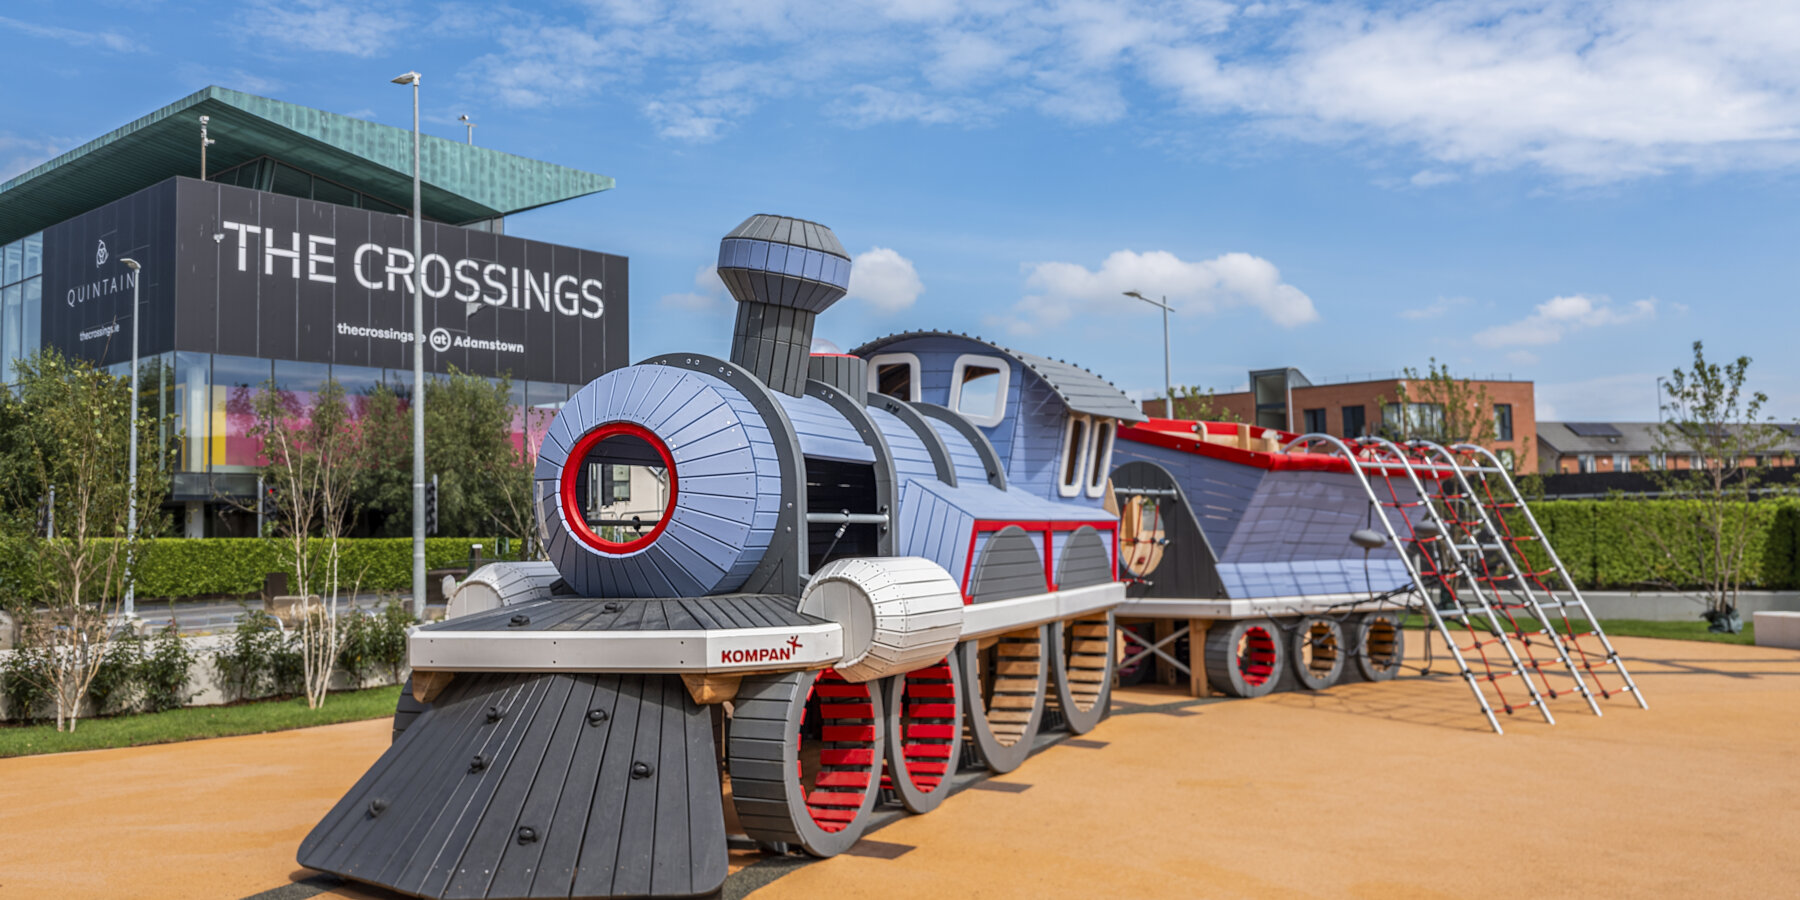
xmin=799 ymin=671 xmax=879 ymax=833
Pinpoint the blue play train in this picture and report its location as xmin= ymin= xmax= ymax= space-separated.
xmin=298 ymin=214 xmax=1425 ymax=900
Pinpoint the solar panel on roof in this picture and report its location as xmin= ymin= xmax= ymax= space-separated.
xmin=1565 ymin=422 xmax=1623 ymax=437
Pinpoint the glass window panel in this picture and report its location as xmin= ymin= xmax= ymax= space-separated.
xmin=1493 ymin=403 xmax=1514 ymax=441
xmin=22 ymin=234 xmax=42 ymax=280
xmin=212 ymin=355 xmax=271 ymax=470
xmin=175 ymin=351 xmax=211 ymax=472
xmin=1 ymin=284 xmax=19 ymax=384
xmin=312 ymin=177 xmax=356 ymax=207
xmin=1061 ymin=416 xmax=1088 ymax=489
xmin=274 ymin=359 xmax=332 ymax=422
xmin=21 ymin=278 xmax=39 ymax=361
xmin=3 ymin=242 xmax=20 ymax=286
xmin=270 ymin=163 xmax=313 ymax=199
xmin=527 ymin=381 xmax=568 ymax=410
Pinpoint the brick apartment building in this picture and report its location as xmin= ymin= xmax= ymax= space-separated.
xmin=1537 ymin=422 xmax=1800 ymax=473
xmin=1145 ymin=366 xmax=1539 ymax=472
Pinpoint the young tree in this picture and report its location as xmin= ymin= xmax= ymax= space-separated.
xmin=0 ymin=350 xmax=170 ymax=731
xmin=425 ymin=369 xmax=540 ymax=556
xmin=254 ymin=378 xmax=360 ymax=708
xmin=1375 ymin=359 xmax=1531 ymax=468
xmin=1644 ymin=341 xmax=1788 ymax=632
xmin=1166 ymin=385 xmax=1242 ymax=422
xmin=351 ymin=384 xmax=412 ymax=536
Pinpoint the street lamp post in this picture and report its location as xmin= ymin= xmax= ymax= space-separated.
xmin=393 ymin=71 xmax=427 ymax=614
xmin=120 ymin=257 xmax=143 ymax=620
xmin=1124 ymin=291 xmax=1174 ymax=418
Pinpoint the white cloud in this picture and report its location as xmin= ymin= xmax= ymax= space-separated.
xmin=1400 ymin=296 xmax=1472 ymax=320
xmin=988 ymin=249 xmax=1317 ymax=336
xmin=449 ymin=0 xmax=1800 ymax=181
xmin=0 ymin=135 xmax=67 ymax=184
xmin=0 ymin=15 xmax=137 ymax=52
xmin=846 ymin=247 xmax=925 ymax=313
xmin=245 ymin=0 xmax=407 ymax=58
xmin=1474 ymin=294 xmax=1657 ymax=348
xmin=660 ymin=265 xmax=728 ymax=312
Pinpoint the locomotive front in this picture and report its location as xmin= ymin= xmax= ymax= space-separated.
xmin=298 ymin=215 xmax=1128 ymax=900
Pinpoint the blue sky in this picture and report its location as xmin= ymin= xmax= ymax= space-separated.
xmin=3 ymin=0 xmax=1796 ymax=421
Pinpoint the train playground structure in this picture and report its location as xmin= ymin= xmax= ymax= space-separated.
xmin=298 ymin=215 xmax=1646 ymax=900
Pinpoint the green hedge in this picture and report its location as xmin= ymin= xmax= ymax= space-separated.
xmin=1530 ymin=498 xmax=1800 ymax=590
xmin=1 ymin=537 xmax=512 ymax=602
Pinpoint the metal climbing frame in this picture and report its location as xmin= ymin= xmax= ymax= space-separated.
xmin=1284 ymin=433 xmax=1552 ymax=734
xmin=1409 ymin=439 xmax=1605 ymax=717
xmin=1437 ymin=443 xmax=1648 ymax=710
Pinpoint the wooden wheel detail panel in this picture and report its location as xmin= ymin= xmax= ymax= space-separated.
xmin=1353 ymin=612 xmax=1405 ymax=682
xmin=1291 ymin=616 xmax=1346 ymax=691
xmin=882 ymin=659 xmax=963 ymax=814
xmin=727 ymin=669 xmax=886 ymax=858
xmin=957 ymin=626 xmax=1047 ymax=774
xmin=1203 ymin=618 xmax=1285 ymax=699
xmin=1050 ymin=614 xmax=1114 ymax=734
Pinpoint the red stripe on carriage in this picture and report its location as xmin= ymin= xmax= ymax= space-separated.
xmin=904 ymin=743 xmax=954 ymax=759
xmin=908 ymin=703 xmax=956 ymax=718
xmin=819 ymin=703 xmax=874 ymax=718
xmin=813 ymin=771 xmax=872 ymax=789
xmin=904 ymin=724 xmax=957 ymax=740
xmin=906 ymin=685 xmax=956 ymax=698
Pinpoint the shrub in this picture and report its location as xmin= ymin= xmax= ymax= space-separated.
xmin=140 ymin=623 xmax=196 ymax=713
xmin=87 ymin=633 xmax=145 ymax=715
xmin=2 ymin=644 xmax=52 ymax=723
xmin=215 ymin=610 xmax=288 ymax=701
xmin=335 ymin=598 xmax=415 ymax=685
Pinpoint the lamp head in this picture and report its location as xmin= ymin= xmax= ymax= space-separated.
xmin=392 ymin=71 xmax=422 ymax=85
xmin=1123 ymin=290 xmax=1147 ymax=301
xmin=120 ymin=258 xmax=140 ymax=271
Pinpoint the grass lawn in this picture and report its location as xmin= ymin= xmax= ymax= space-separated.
xmin=0 ymin=684 xmax=401 ymax=759
xmin=1402 ymin=614 xmax=1755 ymax=645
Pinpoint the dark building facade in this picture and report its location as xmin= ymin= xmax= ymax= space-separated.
xmin=0 ymin=86 xmax=624 ymax=535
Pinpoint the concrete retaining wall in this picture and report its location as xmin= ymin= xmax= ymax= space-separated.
xmin=1753 ymin=612 xmax=1800 ymax=650
xmin=1575 ymin=591 xmax=1800 ymax=622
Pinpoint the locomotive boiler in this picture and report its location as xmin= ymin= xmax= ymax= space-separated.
xmin=299 ymin=215 xmax=1141 ymax=899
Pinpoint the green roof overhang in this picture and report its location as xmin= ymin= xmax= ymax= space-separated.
xmin=0 ymin=86 xmax=615 ymax=244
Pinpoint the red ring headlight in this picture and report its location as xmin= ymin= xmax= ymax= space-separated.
xmin=559 ymin=421 xmax=679 ymax=555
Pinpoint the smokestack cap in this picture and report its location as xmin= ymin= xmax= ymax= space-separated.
xmin=717 ymin=214 xmax=852 ymax=314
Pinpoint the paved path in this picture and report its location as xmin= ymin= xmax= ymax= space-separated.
xmin=2 ymin=635 xmax=1796 ymax=899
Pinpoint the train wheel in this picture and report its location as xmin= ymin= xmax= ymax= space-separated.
xmin=1203 ymin=619 xmax=1285 ymax=698
xmin=1051 ymin=613 xmax=1114 ymax=734
xmin=958 ymin=625 xmax=1047 ymax=773
xmin=1291 ymin=616 xmax=1346 ymax=690
xmin=1353 ymin=611 xmax=1405 ymax=682
xmin=728 ymin=669 xmax=885 ymax=857
xmin=882 ymin=659 xmax=962 ymax=814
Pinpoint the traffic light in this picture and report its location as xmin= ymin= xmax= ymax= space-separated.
xmin=261 ymin=485 xmax=281 ymax=521
xmin=426 ymin=474 xmax=440 ymax=535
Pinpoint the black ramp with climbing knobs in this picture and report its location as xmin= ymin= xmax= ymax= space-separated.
xmin=298 ymin=671 xmax=727 ymax=900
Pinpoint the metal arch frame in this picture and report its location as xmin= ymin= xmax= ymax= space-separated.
xmin=1282 ymin=432 xmax=1507 ymax=733
xmin=1450 ymin=442 xmax=1648 ymax=710
xmin=1409 ymin=438 xmax=1603 ymax=716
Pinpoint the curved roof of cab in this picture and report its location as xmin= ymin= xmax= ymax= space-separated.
xmin=852 ymin=330 xmax=1148 ymax=424
xmin=0 ymin=86 xmax=616 ymax=245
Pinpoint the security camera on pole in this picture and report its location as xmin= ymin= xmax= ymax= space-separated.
xmin=393 ymin=70 xmax=427 ymax=614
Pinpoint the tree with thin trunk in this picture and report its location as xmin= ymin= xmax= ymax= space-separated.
xmin=0 ymin=350 xmax=170 ymax=731
xmin=1642 ymin=341 xmax=1788 ymax=632
xmin=1164 ymin=385 xmax=1241 ymax=423
xmin=1376 ymin=358 xmax=1531 ymax=469
xmin=254 ymin=378 xmax=360 ymax=708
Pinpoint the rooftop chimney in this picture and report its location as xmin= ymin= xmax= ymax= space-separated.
xmin=716 ymin=214 xmax=851 ymax=397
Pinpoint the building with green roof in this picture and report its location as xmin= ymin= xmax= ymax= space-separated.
xmin=0 ymin=87 xmax=628 ymax=536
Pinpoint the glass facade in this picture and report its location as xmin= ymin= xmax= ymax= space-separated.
xmin=0 ymin=232 xmax=44 ymax=384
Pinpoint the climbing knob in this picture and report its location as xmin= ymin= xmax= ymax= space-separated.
xmin=516 ymin=826 xmax=538 ymax=845
xmin=1349 ymin=529 xmax=1387 ymax=550
xmin=509 ymin=613 xmax=531 ymax=627
xmin=586 ymin=708 xmax=610 ymax=726
xmin=603 ymin=601 xmax=621 ymax=612
xmin=631 ymin=761 xmax=654 ymax=779
xmin=367 ymin=798 xmax=389 ymax=818
xmin=486 ymin=706 xmax=505 ymax=723
xmin=469 ymin=753 xmax=490 ymax=773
